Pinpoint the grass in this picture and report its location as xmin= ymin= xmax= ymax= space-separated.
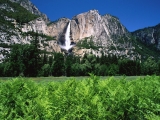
xmin=0 ymin=76 xmax=145 ymax=83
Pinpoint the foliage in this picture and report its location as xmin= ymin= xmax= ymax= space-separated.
xmin=39 ymin=64 xmax=50 ymax=77
xmin=0 ymin=76 xmax=160 ymax=119
xmin=118 ymin=59 xmax=141 ymax=76
xmin=51 ymin=53 xmax=65 ymax=76
xmin=0 ymin=78 xmax=51 ymax=119
xmin=141 ymin=57 xmax=158 ymax=75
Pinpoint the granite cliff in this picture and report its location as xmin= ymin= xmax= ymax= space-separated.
xmin=0 ymin=0 xmax=160 ymax=62
xmin=48 ymin=10 xmax=139 ymax=59
xmin=132 ymin=23 xmax=160 ymax=50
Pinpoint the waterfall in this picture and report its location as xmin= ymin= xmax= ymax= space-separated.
xmin=60 ymin=21 xmax=75 ymax=52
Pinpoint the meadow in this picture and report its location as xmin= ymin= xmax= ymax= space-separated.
xmin=0 ymin=75 xmax=160 ymax=119
xmin=0 ymin=76 xmax=144 ymax=82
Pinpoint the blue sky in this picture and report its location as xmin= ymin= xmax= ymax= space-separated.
xmin=30 ymin=0 xmax=160 ymax=32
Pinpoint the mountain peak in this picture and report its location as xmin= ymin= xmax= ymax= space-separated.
xmin=88 ymin=9 xmax=99 ymax=13
xmin=9 ymin=0 xmax=50 ymax=23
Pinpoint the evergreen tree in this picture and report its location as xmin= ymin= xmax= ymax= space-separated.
xmin=52 ymin=53 xmax=64 ymax=76
xmin=23 ymin=33 xmax=42 ymax=77
xmin=118 ymin=59 xmax=141 ymax=76
xmin=141 ymin=57 xmax=158 ymax=75
xmin=3 ymin=44 xmax=25 ymax=76
xmin=65 ymin=55 xmax=74 ymax=76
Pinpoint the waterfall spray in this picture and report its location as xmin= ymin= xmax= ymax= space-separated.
xmin=59 ymin=21 xmax=75 ymax=52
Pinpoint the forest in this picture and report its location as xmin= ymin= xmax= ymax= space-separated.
xmin=0 ymin=33 xmax=160 ymax=77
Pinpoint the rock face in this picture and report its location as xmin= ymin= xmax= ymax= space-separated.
xmin=47 ymin=10 xmax=134 ymax=58
xmin=46 ymin=10 xmax=128 ymax=43
xmin=132 ymin=23 xmax=160 ymax=50
xmin=48 ymin=18 xmax=70 ymax=39
xmin=21 ymin=17 xmax=49 ymax=34
xmin=70 ymin=10 xmax=129 ymax=56
xmin=71 ymin=10 xmax=127 ymax=41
